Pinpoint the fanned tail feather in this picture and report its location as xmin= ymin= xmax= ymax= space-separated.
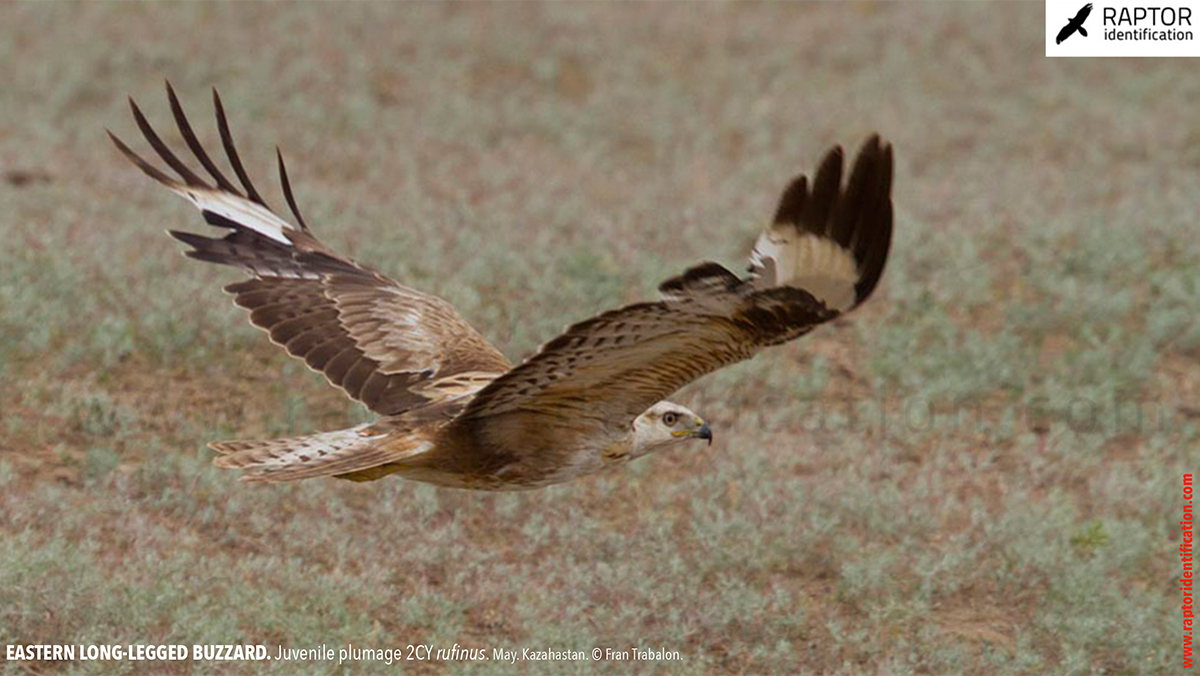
xmin=210 ymin=424 xmax=398 ymax=483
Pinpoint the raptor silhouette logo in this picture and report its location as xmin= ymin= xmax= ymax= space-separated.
xmin=1057 ymin=3 xmax=1093 ymax=43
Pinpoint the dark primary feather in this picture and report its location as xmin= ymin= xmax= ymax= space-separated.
xmin=276 ymin=148 xmax=310 ymax=232
xmin=166 ymin=83 xmax=241 ymax=195
xmin=212 ymin=88 xmax=270 ymax=207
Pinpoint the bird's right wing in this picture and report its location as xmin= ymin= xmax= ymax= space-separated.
xmin=110 ymin=84 xmax=512 ymax=416
xmin=455 ymin=137 xmax=892 ymax=434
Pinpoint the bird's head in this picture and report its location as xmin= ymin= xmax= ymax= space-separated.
xmin=630 ymin=401 xmax=712 ymax=457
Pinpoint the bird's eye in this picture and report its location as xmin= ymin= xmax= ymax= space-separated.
xmin=662 ymin=412 xmax=678 ymax=426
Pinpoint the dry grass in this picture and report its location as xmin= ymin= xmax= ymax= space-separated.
xmin=1 ymin=3 xmax=1196 ymax=675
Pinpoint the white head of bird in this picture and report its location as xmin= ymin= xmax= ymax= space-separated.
xmin=630 ymin=401 xmax=712 ymax=458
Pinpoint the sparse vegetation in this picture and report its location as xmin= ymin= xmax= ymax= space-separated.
xmin=1 ymin=3 xmax=1196 ymax=674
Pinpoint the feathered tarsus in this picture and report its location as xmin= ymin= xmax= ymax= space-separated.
xmin=110 ymin=82 xmax=893 ymax=488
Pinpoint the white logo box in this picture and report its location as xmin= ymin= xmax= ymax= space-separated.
xmin=1047 ymin=0 xmax=1200 ymax=56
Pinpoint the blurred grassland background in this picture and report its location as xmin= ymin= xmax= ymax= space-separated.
xmin=1 ymin=2 xmax=1198 ymax=675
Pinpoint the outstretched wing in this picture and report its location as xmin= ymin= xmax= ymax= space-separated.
xmin=458 ymin=136 xmax=892 ymax=429
xmin=110 ymin=83 xmax=511 ymax=416
xmin=1073 ymin=3 xmax=1092 ymax=23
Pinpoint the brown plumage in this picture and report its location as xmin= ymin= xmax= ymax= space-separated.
xmin=110 ymin=83 xmax=894 ymax=489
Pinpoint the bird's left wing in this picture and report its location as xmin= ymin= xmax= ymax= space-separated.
xmin=109 ymin=84 xmax=512 ymax=416
xmin=457 ymin=136 xmax=893 ymax=428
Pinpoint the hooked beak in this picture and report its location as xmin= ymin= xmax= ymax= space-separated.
xmin=696 ymin=422 xmax=712 ymax=446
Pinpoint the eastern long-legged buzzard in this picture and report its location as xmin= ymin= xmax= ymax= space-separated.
xmin=110 ymin=84 xmax=893 ymax=489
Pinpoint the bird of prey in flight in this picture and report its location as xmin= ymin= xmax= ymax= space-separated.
xmin=109 ymin=84 xmax=893 ymax=489
xmin=1057 ymin=3 xmax=1093 ymax=44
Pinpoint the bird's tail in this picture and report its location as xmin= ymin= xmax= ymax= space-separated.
xmin=210 ymin=423 xmax=399 ymax=483
xmin=1079 ymin=27 xmax=1087 ymax=36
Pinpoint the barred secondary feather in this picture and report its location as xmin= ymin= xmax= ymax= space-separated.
xmin=110 ymin=82 xmax=893 ymax=489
